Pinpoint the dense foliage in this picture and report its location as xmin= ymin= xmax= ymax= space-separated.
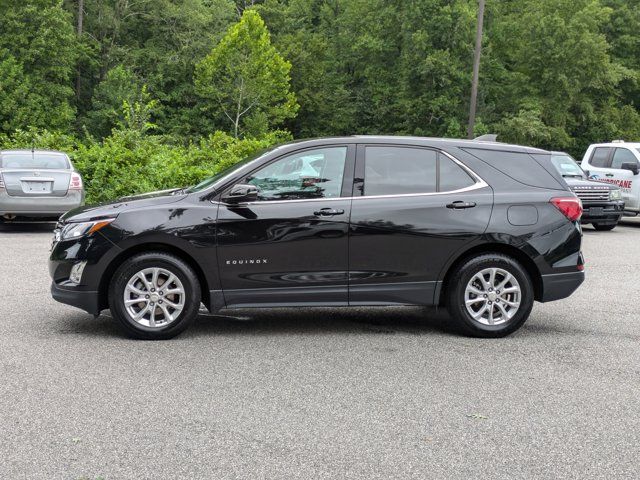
xmin=1 ymin=0 xmax=640 ymax=201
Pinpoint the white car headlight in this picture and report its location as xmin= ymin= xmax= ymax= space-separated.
xmin=60 ymin=219 xmax=115 ymax=241
xmin=609 ymin=189 xmax=622 ymax=200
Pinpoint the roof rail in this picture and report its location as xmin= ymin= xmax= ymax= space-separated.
xmin=474 ymin=134 xmax=498 ymax=142
xmin=611 ymin=139 xmax=625 ymax=143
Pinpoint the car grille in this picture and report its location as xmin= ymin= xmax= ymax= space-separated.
xmin=572 ymin=187 xmax=610 ymax=202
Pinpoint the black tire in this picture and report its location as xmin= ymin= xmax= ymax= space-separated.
xmin=592 ymin=223 xmax=616 ymax=231
xmin=446 ymin=253 xmax=534 ymax=338
xmin=108 ymin=252 xmax=201 ymax=339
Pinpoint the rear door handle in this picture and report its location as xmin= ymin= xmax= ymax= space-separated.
xmin=314 ymin=207 xmax=345 ymax=216
xmin=446 ymin=201 xmax=476 ymax=209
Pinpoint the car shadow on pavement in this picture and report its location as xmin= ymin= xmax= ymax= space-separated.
xmin=191 ymin=307 xmax=456 ymax=338
xmin=56 ymin=306 xmax=460 ymax=340
xmin=0 ymin=221 xmax=56 ymax=233
xmin=618 ymin=218 xmax=640 ymax=228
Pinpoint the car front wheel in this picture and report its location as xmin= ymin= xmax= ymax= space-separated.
xmin=446 ymin=253 xmax=534 ymax=337
xmin=592 ymin=223 xmax=616 ymax=231
xmin=109 ymin=252 xmax=201 ymax=339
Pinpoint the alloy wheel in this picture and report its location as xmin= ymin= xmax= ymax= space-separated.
xmin=123 ymin=267 xmax=185 ymax=328
xmin=464 ymin=267 xmax=521 ymax=326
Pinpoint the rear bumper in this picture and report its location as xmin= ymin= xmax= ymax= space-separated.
xmin=0 ymin=190 xmax=84 ymax=216
xmin=539 ymin=271 xmax=585 ymax=302
xmin=51 ymin=281 xmax=100 ymax=315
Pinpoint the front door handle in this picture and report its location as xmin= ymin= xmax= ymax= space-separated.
xmin=605 ymin=173 xmax=614 ymax=177
xmin=314 ymin=207 xmax=345 ymax=216
xmin=446 ymin=201 xmax=476 ymax=209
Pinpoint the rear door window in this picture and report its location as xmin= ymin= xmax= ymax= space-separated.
xmin=363 ymin=146 xmax=437 ymax=196
xmin=362 ymin=146 xmax=477 ymax=196
xmin=589 ymin=147 xmax=612 ymax=168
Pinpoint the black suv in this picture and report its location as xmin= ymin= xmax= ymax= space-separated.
xmin=550 ymin=151 xmax=624 ymax=231
xmin=50 ymin=137 xmax=585 ymax=339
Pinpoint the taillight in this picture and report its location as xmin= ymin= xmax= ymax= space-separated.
xmin=0 ymin=173 xmax=4 ymax=189
xmin=69 ymin=172 xmax=83 ymax=190
xmin=551 ymin=197 xmax=582 ymax=222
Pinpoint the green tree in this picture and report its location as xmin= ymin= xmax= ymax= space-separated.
xmin=602 ymin=0 xmax=640 ymax=110
xmin=82 ymin=66 xmax=151 ymax=138
xmin=0 ymin=0 xmax=77 ymax=133
xmin=256 ymin=0 xmax=356 ymax=137
xmin=258 ymin=0 xmax=478 ymax=138
xmin=66 ymin=0 xmax=236 ymax=139
xmin=394 ymin=0 xmax=476 ymax=137
xmin=482 ymin=0 xmax=631 ymax=154
xmin=195 ymin=9 xmax=298 ymax=137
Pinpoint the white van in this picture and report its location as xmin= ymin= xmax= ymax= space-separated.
xmin=581 ymin=141 xmax=640 ymax=214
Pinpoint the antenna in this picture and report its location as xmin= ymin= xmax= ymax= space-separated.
xmin=474 ymin=134 xmax=498 ymax=142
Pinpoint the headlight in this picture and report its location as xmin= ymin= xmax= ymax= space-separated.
xmin=609 ymin=189 xmax=622 ymax=200
xmin=59 ymin=219 xmax=115 ymax=241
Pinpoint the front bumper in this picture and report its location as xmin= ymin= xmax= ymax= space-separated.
xmin=51 ymin=281 xmax=101 ymax=315
xmin=580 ymin=201 xmax=624 ymax=225
xmin=0 ymin=190 xmax=84 ymax=216
xmin=49 ymin=228 xmax=121 ymax=314
xmin=540 ymin=271 xmax=585 ymax=302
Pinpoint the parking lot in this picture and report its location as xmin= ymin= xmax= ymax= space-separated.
xmin=0 ymin=220 xmax=639 ymax=479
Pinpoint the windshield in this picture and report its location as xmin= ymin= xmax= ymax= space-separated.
xmin=0 ymin=152 xmax=70 ymax=169
xmin=551 ymin=154 xmax=584 ymax=178
xmin=185 ymin=149 xmax=271 ymax=193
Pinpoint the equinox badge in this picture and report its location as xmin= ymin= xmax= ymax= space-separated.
xmin=226 ymin=259 xmax=268 ymax=265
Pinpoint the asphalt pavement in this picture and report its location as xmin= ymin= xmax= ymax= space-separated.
xmin=1 ymin=219 xmax=639 ymax=479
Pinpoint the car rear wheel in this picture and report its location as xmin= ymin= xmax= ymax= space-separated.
xmin=592 ymin=223 xmax=616 ymax=231
xmin=109 ymin=252 xmax=201 ymax=339
xmin=446 ymin=253 xmax=534 ymax=337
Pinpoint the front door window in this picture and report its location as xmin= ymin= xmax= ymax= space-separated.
xmin=611 ymin=148 xmax=638 ymax=170
xmin=246 ymin=147 xmax=347 ymax=201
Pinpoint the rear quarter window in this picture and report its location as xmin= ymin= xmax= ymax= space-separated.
xmin=439 ymin=154 xmax=476 ymax=191
xmin=462 ymin=148 xmax=565 ymax=190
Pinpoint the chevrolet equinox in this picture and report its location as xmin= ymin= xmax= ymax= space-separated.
xmin=50 ymin=137 xmax=585 ymax=339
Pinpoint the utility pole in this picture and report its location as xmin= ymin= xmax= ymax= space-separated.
xmin=75 ymin=0 xmax=84 ymax=99
xmin=467 ymin=0 xmax=485 ymax=139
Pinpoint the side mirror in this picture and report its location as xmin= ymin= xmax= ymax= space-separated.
xmin=223 ymin=184 xmax=259 ymax=204
xmin=582 ymin=169 xmax=590 ymax=178
xmin=621 ymin=162 xmax=639 ymax=175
